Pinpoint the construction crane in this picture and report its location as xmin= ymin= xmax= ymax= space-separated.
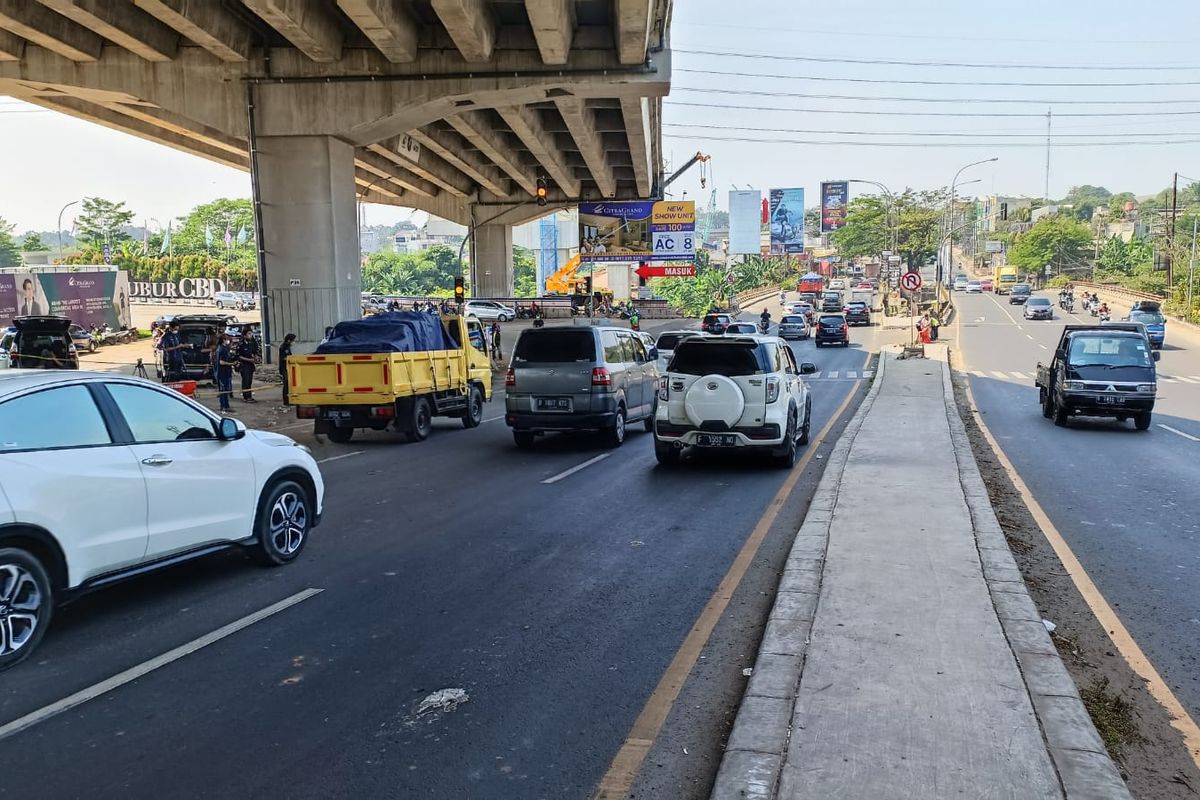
xmin=698 ymin=188 xmax=717 ymax=245
xmin=660 ymin=151 xmax=711 ymax=194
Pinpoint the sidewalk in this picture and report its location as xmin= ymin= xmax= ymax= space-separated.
xmin=711 ymin=345 xmax=1130 ymax=800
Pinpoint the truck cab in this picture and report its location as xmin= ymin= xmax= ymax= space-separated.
xmin=1035 ymin=324 xmax=1158 ymax=430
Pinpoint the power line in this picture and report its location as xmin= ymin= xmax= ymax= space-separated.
xmin=662 ymin=132 xmax=1200 ymax=148
xmin=676 ymin=66 xmax=1200 ymax=88
xmin=664 ymin=100 xmax=1200 ymax=118
xmin=673 ymin=86 xmax=1200 ymax=106
xmin=674 ymin=47 xmax=1200 ymax=72
xmin=663 ymin=122 xmax=1200 ymax=139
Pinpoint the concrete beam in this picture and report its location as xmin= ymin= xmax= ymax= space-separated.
xmin=614 ymin=0 xmax=653 ymax=65
xmin=430 ymin=0 xmax=495 ymax=63
xmin=495 ymin=104 xmax=580 ymax=197
xmin=132 ymin=0 xmax=251 ymax=62
xmin=242 ymin=0 xmax=342 ymax=62
xmin=365 ymin=140 xmax=472 ymax=198
xmin=36 ymin=0 xmax=178 ymax=62
xmin=0 ymin=0 xmax=102 ymax=62
xmin=524 ymin=0 xmax=574 ymax=65
xmin=447 ymin=111 xmax=536 ymax=195
xmin=336 ymin=0 xmax=417 ymax=63
xmin=101 ymin=101 xmax=246 ymax=157
xmin=407 ymin=126 xmax=509 ymax=198
xmin=619 ymin=97 xmax=652 ymax=198
xmin=555 ymin=97 xmax=615 ymax=198
xmin=355 ymin=150 xmax=439 ymax=197
xmin=0 ymin=28 xmax=23 ymax=60
xmin=355 ymin=168 xmax=405 ymax=200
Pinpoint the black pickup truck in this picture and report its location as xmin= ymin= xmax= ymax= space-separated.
xmin=1035 ymin=324 xmax=1159 ymax=430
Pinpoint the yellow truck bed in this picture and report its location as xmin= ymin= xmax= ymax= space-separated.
xmin=289 ymin=349 xmax=482 ymax=406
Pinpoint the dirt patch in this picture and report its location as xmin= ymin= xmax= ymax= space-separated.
xmin=950 ymin=368 xmax=1200 ymax=799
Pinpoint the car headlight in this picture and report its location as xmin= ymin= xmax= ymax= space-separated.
xmin=1063 ymin=381 xmax=1086 ymax=390
xmin=1136 ymin=384 xmax=1156 ymax=393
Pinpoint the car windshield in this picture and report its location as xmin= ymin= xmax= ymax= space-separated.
xmin=1068 ymin=335 xmax=1152 ymax=368
xmin=656 ymin=332 xmax=696 ymax=350
xmin=727 ymin=324 xmax=756 ymax=333
xmin=670 ymin=342 xmax=767 ymax=376
xmin=1129 ymin=311 xmax=1164 ymax=325
xmin=512 ymin=330 xmax=595 ymax=363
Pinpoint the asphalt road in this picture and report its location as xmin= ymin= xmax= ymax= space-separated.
xmin=0 ymin=309 xmax=884 ymax=799
xmin=952 ymin=290 xmax=1200 ymax=721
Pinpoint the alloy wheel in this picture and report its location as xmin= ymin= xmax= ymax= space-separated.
xmin=269 ymin=491 xmax=308 ymax=556
xmin=0 ymin=563 xmax=43 ymax=657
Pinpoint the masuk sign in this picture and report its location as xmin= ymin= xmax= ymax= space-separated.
xmin=129 ymin=277 xmax=226 ymax=301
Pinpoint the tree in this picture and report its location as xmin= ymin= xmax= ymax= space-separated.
xmin=1007 ymin=216 xmax=1093 ymax=273
xmin=830 ymin=196 xmax=888 ymax=260
xmin=77 ymin=197 xmax=135 ymax=245
xmin=172 ymin=198 xmax=255 ymax=254
xmin=1060 ymin=185 xmax=1111 ymax=221
xmin=361 ymin=245 xmax=461 ymax=296
xmin=513 ymin=247 xmax=537 ymax=297
xmin=20 ymin=231 xmax=46 ymax=252
xmin=1106 ymin=192 xmax=1136 ymax=217
xmin=0 ymin=218 xmax=20 ymax=268
xmin=830 ymin=189 xmax=944 ymax=269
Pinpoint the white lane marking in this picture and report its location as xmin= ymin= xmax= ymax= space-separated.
xmin=990 ymin=371 xmax=1008 ymax=379
xmin=483 ymin=415 xmax=505 ymax=423
xmin=1016 ymin=325 xmax=1024 ymax=330
xmin=1158 ymin=424 xmax=1200 ymax=442
xmin=863 ymin=370 xmax=874 ymax=378
xmin=810 ymin=371 xmax=822 ymax=379
xmin=1159 ymin=376 xmax=1177 ymax=383
xmin=541 ymin=453 xmax=612 ymax=484
xmin=0 ymin=588 xmax=323 ymax=742
xmin=1039 ymin=344 xmax=1048 ymax=350
xmin=828 ymin=371 xmax=839 ymax=379
xmin=1026 ymin=334 xmax=1035 ymax=340
xmin=1177 ymin=376 xmax=1200 ymax=384
xmin=317 ymin=451 xmax=363 ymax=464
xmin=846 ymin=370 xmax=857 ymax=379
xmin=1011 ymin=372 xmax=1031 ymax=380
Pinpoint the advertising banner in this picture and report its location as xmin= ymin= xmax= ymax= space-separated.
xmin=768 ymin=188 xmax=806 ymax=254
xmin=0 ymin=270 xmax=130 ymax=329
xmin=578 ymin=201 xmax=695 ymax=263
xmin=985 ymin=240 xmax=1004 ymax=253
xmin=728 ymin=190 xmax=762 ymax=255
xmin=820 ymin=181 xmax=849 ymax=232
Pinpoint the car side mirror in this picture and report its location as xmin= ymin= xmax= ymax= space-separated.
xmin=1152 ymin=351 xmax=1160 ymax=362
xmin=648 ymin=347 xmax=659 ymax=360
xmin=218 ymin=417 xmax=244 ymax=440
xmin=799 ymin=362 xmax=817 ymax=375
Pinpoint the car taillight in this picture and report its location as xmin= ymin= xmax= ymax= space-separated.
xmin=370 ymin=405 xmax=395 ymax=418
xmin=842 ymin=324 xmax=848 ymax=333
xmin=592 ymin=367 xmax=612 ymax=386
xmin=505 ymin=368 xmax=515 ymax=387
xmin=296 ymin=406 xmax=317 ymax=419
xmin=658 ymin=375 xmax=669 ymax=401
xmin=766 ymin=376 xmax=780 ymax=403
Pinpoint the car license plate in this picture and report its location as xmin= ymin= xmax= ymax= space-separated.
xmin=536 ymin=397 xmax=572 ymax=411
xmin=323 ymin=409 xmax=350 ymax=419
xmin=1097 ymin=395 xmax=1124 ymax=405
xmin=696 ymin=433 xmax=737 ymax=447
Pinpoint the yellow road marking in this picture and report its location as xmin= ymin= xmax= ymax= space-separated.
xmin=592 ymin=382 xmax=864 ymax=799
xmin=962 ymin=377 xmax=1200 ymax=766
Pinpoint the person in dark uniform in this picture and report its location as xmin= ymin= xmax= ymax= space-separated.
xmin=215 ymin=334 xmax=236 ymax=413
xmin=159 ymin=321 xmax=185 ymax=381
xmin=279 ymin=333 xmax=296 ymax=405
xmin=236 ymin=328 xmax=259 ymax=403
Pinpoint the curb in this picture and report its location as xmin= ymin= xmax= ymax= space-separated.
xmin=939 ymin=356 xmax=1132 ymax=799
xmin=708 ymin=350 xmax=890 ymax=800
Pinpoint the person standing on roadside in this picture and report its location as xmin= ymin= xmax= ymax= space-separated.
xmin=159 ymin=321 xmax=185 ymax=382
xmin=929 ymin=310 xmax=941 ymax=341
xmin=489 ymin=321 xmax=502 ymax=361
xmin=279 ymin=332 xmax=296 ymax=405
xmin=215 ymin=334 xmax=237 ymax=413
xmin=236 ymin=328 xmax=259 ymax=403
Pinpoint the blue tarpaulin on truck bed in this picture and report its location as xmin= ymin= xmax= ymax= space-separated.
xmin=314 ymin=312 xmax=456 ymax=354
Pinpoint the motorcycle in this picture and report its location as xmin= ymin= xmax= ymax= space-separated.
xmin=759 ymin=319 xmax=771 ymax=334
xmin=1099 ymin=311 xmax=1111 ymax=323
xmin=1063 ymin=299 xmax=1074 ymax=313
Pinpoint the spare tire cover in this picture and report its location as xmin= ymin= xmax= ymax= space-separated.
xmin=684 ymin=374 xmax=745 ymax=428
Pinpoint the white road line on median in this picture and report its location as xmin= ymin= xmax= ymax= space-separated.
xmin=846 ymin=371 xmax=857 ymax=379
xmin=0 ymin=588 xmax=323 ymax=742
xmin=483 ymin=415 xmax=505 ymax=423
xmin=828 ymin=371 xmax=839 ymax=379
xmin=317 ymin=451 xmax=363 ymax=464
xmin=1158 ymin=424 xmax=1200 ymax=442
xmin=541 ymin=453 xmax=612 ymax=484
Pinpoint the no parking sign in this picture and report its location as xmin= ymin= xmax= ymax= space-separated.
xmin=900 ymin=272 xmax=922 ymax=292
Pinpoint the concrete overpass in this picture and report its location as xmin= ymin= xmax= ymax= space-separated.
xmin=0 ymin=0 xmax=672 ymax=345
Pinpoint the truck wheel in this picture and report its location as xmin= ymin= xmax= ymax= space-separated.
xmin=1041 ymin=389 xmax=1053 ymax=419
xmin=1134 ymin=412 xmax=1152 ymax=431
xmin=461 ymin=385 xmax=484 ymax=429
xmin=1053 ymin=399 xmax=1069 ymax=428
xmin=513 ymin=430 xmax=535 ymax=449
xmin=327 ymin=426 xmax=353 ymax=444
xmin=407 ymin=396 xmax=433 ymax=442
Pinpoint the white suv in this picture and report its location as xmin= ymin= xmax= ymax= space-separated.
xmin=0 ymin=370 xmax=324 ymax=671
xmin=653 ymin=335 xmax=815 ymax=468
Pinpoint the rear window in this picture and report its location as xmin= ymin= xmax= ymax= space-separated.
xmin=1012 ymin=284 xmax=1031 ymax=292
xmin=781 ymin=316 xmax=806 ymax=324
xmin=1129 ymin=311 xmax=1164 ymax=325
xmin=670 ymin=341 xmax=768 ymax=377
xmin=819 ymin=315 xmax=844 ymax=326
xmin=513 ymin=330 xmax=596 ymax=363
xmin=656 ymin=332 xmax=697 ymax=350
xmin=702 ymin=314 xmax=730 ymax=324
xmin=1027 ymin=297 xmax=1050 ymax=306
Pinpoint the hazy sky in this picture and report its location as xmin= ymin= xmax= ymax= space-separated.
xmin=3 ymin=0 xmax=1199 ymax=233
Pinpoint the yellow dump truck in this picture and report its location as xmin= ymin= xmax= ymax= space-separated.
xmin=290 ymin=313 xmax=492 ymax=443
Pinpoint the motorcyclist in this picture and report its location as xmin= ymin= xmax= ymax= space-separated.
xmin=1097 ymin=302 xmax=1110 ymax=321
xmin=759 ymin=308 xmax=771 ymax=332
xmin=629 ymin=308 xmax=641 ymax=331
xmin=780 ymin=290 xmax=787 ymax=305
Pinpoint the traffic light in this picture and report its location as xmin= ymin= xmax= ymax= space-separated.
xmin=453 ymin=276 xmax=465 ymax=303
xmin=536 ymin=176 xmax=548 ymax=206
xmin=1000 ymin=202 xmax=1009 ymax=221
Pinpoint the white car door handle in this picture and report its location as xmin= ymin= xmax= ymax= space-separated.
xmin=141 ymin=456 xmax=173 ymax=467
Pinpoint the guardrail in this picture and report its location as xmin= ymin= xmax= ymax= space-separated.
xmin=1069 ymin=281 xmax=1200 ymax=334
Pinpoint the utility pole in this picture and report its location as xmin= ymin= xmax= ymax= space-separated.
xmin=1188 ymin=216 xmax=1197 ymax=316
xmin=1167 ymin=172 xmax=1178 ymax=287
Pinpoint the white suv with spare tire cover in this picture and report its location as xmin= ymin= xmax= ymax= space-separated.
xmin=653 ymin=335 xmax=816 ymax=468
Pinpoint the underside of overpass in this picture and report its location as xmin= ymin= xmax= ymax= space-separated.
xmin=0 ymin=0 xmax=672 ymax=345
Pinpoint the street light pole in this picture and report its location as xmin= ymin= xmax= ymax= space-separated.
xmin=56 ymin=199 xmax=79 ymax=262
xmin=947 ymin=157 xmax=998 ymax=287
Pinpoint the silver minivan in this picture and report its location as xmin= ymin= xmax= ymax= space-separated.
xmin=505 ymin=326 xmax=658 ymax=449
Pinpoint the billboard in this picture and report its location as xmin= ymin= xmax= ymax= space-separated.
xmin=768 ymin=188 xmax=806 ymax=254
xmin=985 ymin=240 xmax=1004 ymax=253
xmin=728 ymin=190 xmax=762 ymax=255
xmin=820 ymin=181 xmax=849 ymax=232
xmin=578 ymin=201 xmax=695 ymax=263
xmin=0 ymin=270 xmax=131 ymax=329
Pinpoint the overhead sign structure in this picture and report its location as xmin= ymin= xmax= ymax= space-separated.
xmin=900 ymin=272 xmax=923 ymax=292
xmin=578 ymin=200 xmax=695 ymax=263
xmin=820 ymin=181 xmax=849 ymax=232
xmin=635 ymin=263 xmax=697 ymax=279
xmin=728 ymin=190 xmax=762 ymax=255
xmin=985 ymin=240 xmax=1004 ymax=253
xmin=768 ymin=188 xmax=806 ymax=254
